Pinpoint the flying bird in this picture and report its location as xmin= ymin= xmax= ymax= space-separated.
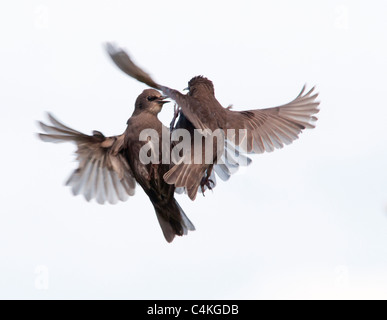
xmin=105 ymin=43 xmax=320 ymax=200
xmin=38 ymin=89 xmax=195 ymax=243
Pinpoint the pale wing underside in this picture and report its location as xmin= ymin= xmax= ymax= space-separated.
xmin=226 ymin=86 xmax=320 ymax=153
xmin=38 ymin=113 xmax=136 ymax=204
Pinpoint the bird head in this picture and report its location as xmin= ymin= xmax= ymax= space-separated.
xmin=185 ymin=76 xmax=215 ymax=96
xmin=134 ymin=89 xmax=169 ymax=116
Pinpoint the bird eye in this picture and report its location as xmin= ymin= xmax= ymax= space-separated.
xmin=147 ymin=96 xmax=158 ymax=101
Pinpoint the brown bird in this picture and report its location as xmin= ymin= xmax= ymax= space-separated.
xmin=38 ymin=89 xmax=195 ymax=243
xmin=105 ymin=43 xmax=320 ymax=200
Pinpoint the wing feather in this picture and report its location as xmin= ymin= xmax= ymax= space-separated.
xmin=226 ymin=86 xmax=320 ymax=153
xmin=38 ymin=113 xmax=136 ymax=204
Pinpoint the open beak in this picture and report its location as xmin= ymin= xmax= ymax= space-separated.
xmin=157 ymin=96 xmax=170 ymax=105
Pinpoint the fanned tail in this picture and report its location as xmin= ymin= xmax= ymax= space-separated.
xmin=152 ymin=199 xmax=195 ymax=243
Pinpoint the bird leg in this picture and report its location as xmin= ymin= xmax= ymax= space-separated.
xmin=200 ymin=167 xmax=214 ymax=195
xmin=170 ymin=103 xmax=181 ymax=131
xmin=149 ymin=164 xmax=159 ymax=181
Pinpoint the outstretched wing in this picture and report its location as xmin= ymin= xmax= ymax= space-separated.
xmin=105 ymin=42 xmax=160 ymax=89
xmin=105 ymin=42 xmax=214 ymax=132
xmin=225 ymin=85 xmax=320 ymax=153
xmin=38 ymin=113 xmax=136 ymax=204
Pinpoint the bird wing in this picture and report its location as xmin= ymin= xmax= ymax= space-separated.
xmin=224 ymin=85 xmax=320 ymax=153
xmin=166 ymin=120 xmax=252 ymax=200
xmin=38 ymin=113 xmax=136 ymax=204
xmin=165 ymin=145 xmax=252 ymax=201
xmin=106 ymin=43 xmax=210 ymax=131
xmin=105 ymin=42 xmax=160 ymax=90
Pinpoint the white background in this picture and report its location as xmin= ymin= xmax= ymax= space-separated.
xmin=0 ymin=0 xmax=386 ymax=299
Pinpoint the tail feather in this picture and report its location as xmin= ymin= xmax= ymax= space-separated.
xmin=153 ymin=199 xmax=195 ymax=243
xmin=155 ymin=212 xmax=176 ymax=243
xmin=175 ymin=201 xmax=195 ymax=235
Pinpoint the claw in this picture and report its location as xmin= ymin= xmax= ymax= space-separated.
xmin=170 ymin=103 xmax=181 ymax=131
xmin=200 ymin=176 xmax=214 ymax=195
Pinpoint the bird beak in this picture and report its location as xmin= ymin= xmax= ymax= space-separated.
xmin=183 ymin=87 xmax=189 ymax=91
xmin=157 ymin=96 xmax=170 ymax=105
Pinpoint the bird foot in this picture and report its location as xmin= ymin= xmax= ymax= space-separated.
xmin=170 ymin=104 xmax=181 ymax=131
xmin=200 ymin=177 xmax=214 ymax=195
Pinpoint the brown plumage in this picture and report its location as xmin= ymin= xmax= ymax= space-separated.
xmin=105 ymin=43 xmax=320 ymax=200
xmin=37 ymin=89 xmax=195 ymax=243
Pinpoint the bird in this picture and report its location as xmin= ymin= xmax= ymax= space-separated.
xmin=37 ymin=89 xmax=195 ymax=243
xmin=105 ymin=43 xmax=320 ymax=200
